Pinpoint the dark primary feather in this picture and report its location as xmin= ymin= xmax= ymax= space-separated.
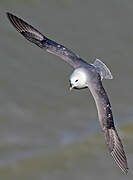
xmin=89 ymin=79 xmax=128 ymax=174
xmin=6 ymin=12 xmax=88 ymax=68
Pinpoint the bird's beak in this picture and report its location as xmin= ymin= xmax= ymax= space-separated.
xmin=69 ymin=86 xmax=73 ymax=91
xmin=69 ymin=83 xmax=73 ymax=91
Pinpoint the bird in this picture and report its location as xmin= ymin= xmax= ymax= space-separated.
xmin=6 ymin=12 xmax=128 ymax=174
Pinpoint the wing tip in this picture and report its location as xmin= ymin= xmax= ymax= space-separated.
xmin=6 ymin=12 xmax=16 ymax=23
xmin=6 ymin=12 xmax=44 ymax=42
xmin=6 ymin=12 xmax=13 ymax=23
xmin=6 ymin=12 xmax=10 ymax=17
xmin=6 ymin=12 xmax=24 ymax=33
xmin=109 ymin=128 xmax=129 ymax=175
xmin=111 ymin=151 xmax=129 ymax=175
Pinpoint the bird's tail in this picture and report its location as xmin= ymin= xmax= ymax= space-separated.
xmin=92 ymin=58 xmax=113 ymax=80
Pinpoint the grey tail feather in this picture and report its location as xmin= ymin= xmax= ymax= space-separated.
xmin=92 ymin=58 xmax=113 ymax=80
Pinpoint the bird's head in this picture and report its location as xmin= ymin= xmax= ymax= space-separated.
xmin=69 ymin=68 xmax=88 ymax=90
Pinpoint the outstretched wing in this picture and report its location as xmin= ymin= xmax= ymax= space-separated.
xmin=7 ymin=12 xmax=88 ymax=68
xmin=89 ymin=78 xmax=128 ymax=174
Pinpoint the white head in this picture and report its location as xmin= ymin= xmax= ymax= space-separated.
xmin=69 ymin=68 xmax=88 ymax=90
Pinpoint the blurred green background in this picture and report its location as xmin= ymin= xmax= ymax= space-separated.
xmin=0 ymin=0 xmax=133 ymax=179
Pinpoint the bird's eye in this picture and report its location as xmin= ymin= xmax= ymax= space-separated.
xmin=75 ymin=79 xmax=78 ymax=82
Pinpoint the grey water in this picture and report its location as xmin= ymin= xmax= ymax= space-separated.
xmin=0 ymin=0 xmax=133 ymax=179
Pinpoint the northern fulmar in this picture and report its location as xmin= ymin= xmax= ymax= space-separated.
xmin=6 ymin=12 xmax=128 ymax=174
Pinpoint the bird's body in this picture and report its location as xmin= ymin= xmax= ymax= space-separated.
xmin=7 ymin=12 xmax=128 ymax=174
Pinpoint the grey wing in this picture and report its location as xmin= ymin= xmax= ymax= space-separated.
xmin=7 ymin=12 xmax=88 ymax=68
xmin=89 ymin=78 xmax=128 ymax=174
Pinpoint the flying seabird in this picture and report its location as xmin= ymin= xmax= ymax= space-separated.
xmin=6 ymin=12 xmax=128 ymax=174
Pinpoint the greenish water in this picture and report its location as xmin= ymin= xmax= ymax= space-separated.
xmin=0 ymin=0 xmax=133 ymax=179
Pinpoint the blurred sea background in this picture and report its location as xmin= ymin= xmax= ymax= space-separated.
xmin=0 ymin=0 xmax=133 ymax=179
